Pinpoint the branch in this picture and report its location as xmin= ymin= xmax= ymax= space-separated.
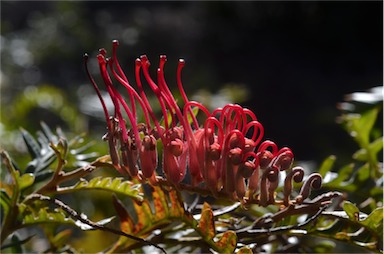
xmin=24 ymin=194 xmax=166 ymax=253
xmin=36 ymin=155 xmax=113 ymax=194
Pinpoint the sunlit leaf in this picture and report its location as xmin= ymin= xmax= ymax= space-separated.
xmin=57 ymin=177 xmax=143 ymax=202
xmin=21 ymin=207 xmax=75 ymax=226
xmin=361 ymin=207 xmax=383 ymax=234
xmin=17 ymin=173 xmax=35 ymax=191
xmin=356 ymin=107 xmax=380 ymax=145
xmin=343 ymin=201 xmax=360 ymax=222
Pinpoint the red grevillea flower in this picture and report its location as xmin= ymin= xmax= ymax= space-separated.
xmin=84 ymin=40 xmax=294 ymax=202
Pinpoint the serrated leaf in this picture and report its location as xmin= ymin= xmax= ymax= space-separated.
xmin=58 ymin=177 xmax=143 ymax=202
xmin=198 ymin=202 xmax=215 ymax=240
xmin=343 ymin=201 xmax=360 ymax=222
xmin=112 ymin=195 xmax=135 ymax=234
xmin=318 ymin=155 xmax=336 ymax=178
xmin=168 ymin=188 xmax=185 ymax=217
xmin=151 ymin=185 xmax=169 ymax=220
xmin=22 ymin=208 xmax=75 ymax=226
xmin=133 ymin=199 xmax=153 ymax=233
xmin=18 ymin=173 xmax=35 ymax=191
xmin=215 ymin=230 xmax=237 ymax=253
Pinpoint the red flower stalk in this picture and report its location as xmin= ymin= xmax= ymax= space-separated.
xmin=84 ymin=40 xmax=295 ymax=202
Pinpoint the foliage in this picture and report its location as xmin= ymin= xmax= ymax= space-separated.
xmin=0 ymin=87 xmax=382 ymax=253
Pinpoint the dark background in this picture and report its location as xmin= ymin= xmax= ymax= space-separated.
xmin=1 ymin=1 xmax=382 ymax=164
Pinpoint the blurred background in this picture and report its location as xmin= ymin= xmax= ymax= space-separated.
xmin=1 ymin=1 xmax=383 ymax=164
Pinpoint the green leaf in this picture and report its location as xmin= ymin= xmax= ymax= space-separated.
xmin=360 ymin=207 xmax=383 ymax=233
xmin=343 ymin=201 xmax=360 ymax=222
xmin=51 ymin=229 xmax=72 ymax=248
xmin=198 ymin=202 xmax=215 ymax=240
xmin=22 ymin=207 xmax=75 ymax=226
xmin=57 ymin=177 xmax=143 ymax=202
xmin=357 ymin=107 xmax=379 ymax=145
xmin=186 ymin=106 xmax=200 ymax=126
xmin=353 ymin=137 xmax=383 ymax=162
xmin=0 ymin=189 xmax=11 ymax=215
xmin=17 ymin=173 xmax=35 ymax=191
xmin=343 ymin=107 xmax=380 ymax=148
xmin=318 ymin=155 xmax=336 ymax=178
xmin=332 ymin=163 xmax=354 ymax=185
xmin=356 ymin=163 xmax=370 ymax=182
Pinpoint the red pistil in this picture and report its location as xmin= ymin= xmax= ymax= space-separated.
xmin=86 ymin=40 xmax=296 ymax=203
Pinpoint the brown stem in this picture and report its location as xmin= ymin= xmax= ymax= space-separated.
xmin=24 ymin=194 xmax=166 ymax=253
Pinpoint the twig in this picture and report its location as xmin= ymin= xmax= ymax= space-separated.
xmin=236 ymin=204 xmax=328 ymax=237
xmin=25 ymin=194 xmax=166 ymax=253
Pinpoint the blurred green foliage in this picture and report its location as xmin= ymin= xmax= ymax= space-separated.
xmin=0 ymin=2 xmax=382 ymax=253
xmin=0 ymin=87 xmax=382 ymax=253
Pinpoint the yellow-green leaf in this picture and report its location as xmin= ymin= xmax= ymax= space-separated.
xmin=58 ymin=177 xmax=143 ymax=202
xmin=18 ymin=173 xmax=35 ymax=191
xmin=343 ymin=201 xmax=360 ymax=222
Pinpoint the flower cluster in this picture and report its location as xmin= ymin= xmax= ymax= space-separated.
xmin=85 ymin=40 xmax=320 ymax=205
